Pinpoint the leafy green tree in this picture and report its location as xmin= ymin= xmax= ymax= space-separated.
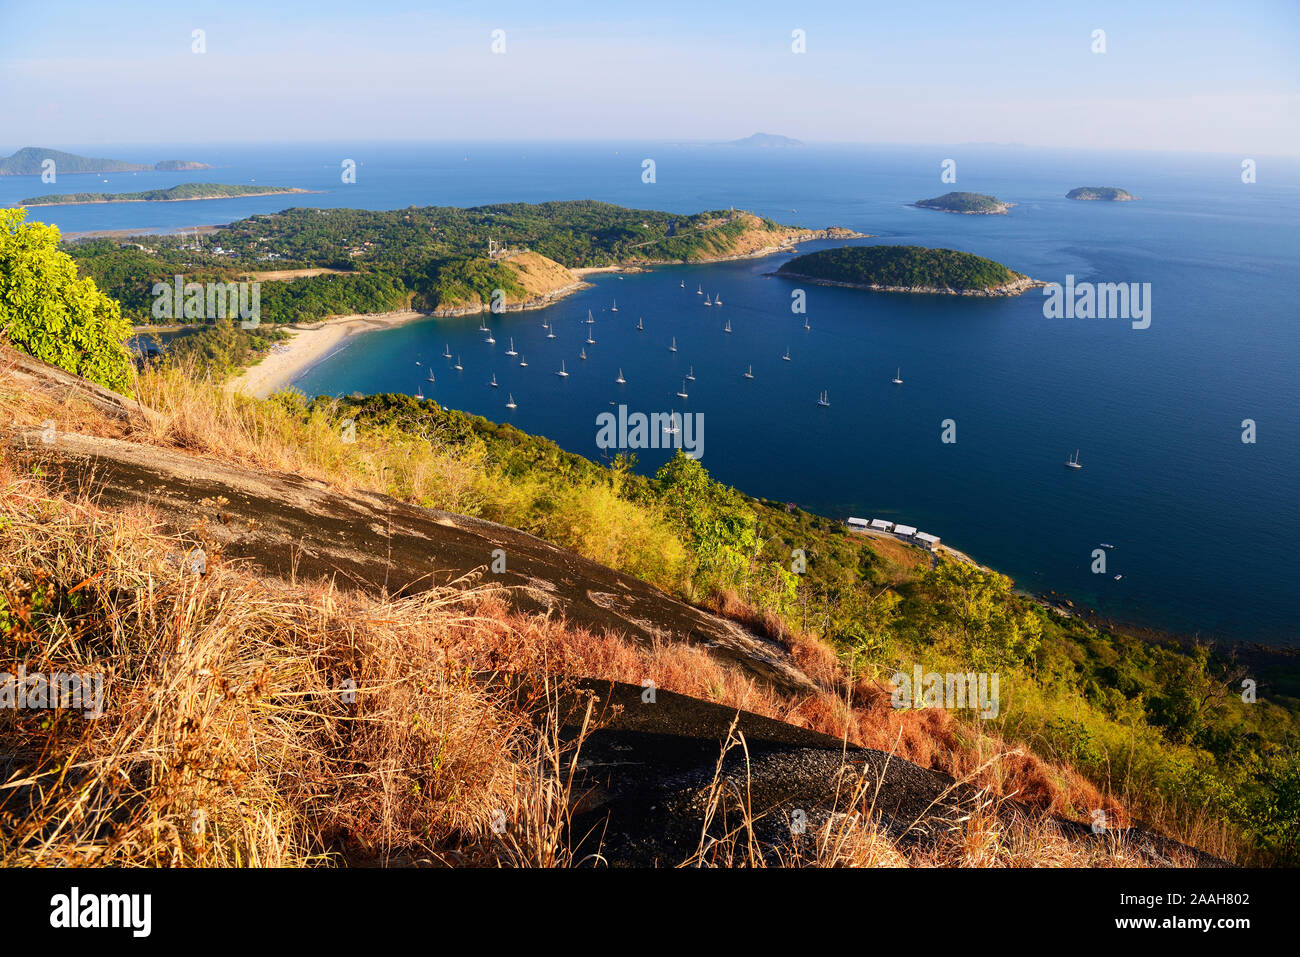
xmin=0 ymin=208 xmax=134 ymax=392
xmin=656 ymin=451 xmax=756 ymax=593
xmin=917 ymin=560 xmax=1042 ymax=669
xmin=1243 ymin=744 xmax=1300 ymax=864
xmin=161 ymin=319 xmax=288 ymax=381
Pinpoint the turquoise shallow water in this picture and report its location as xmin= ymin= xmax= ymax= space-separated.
xmin=14 ymin=142 xmax=1298 ymax=644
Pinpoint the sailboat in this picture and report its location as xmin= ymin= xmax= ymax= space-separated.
xmin=519 ymin=355 xmax=528 ymax=367
xmin=685 ymin=366 xmax=695 ymax=381
xmin=586 ymin=310 xmax=595 ymax=325
xmin=669 ymin=337 xmax=677 ymax=352
xmin=696 ymin=284 xmax=703 ymax=295
xmin=416 ymin=386 xmax=424 ymax=400
xmin=556 ymin=360 xmax=569 ymax=378
xmin=443 ymin=344 xmax=452 ymax=359
xmin=1065 ymin=450 xmax=1083 ymax=470
xmin=489 ymin=373 xmax=499 ymax=388
xmin=586 ymin=326 xmax=595 ymax=345
xmin=724 ymin=319 xmax=732 ymax=333
xmin=782 ymin=347 xmax=791 ymax=361
xmin=478 ymin=319 xmax=489 ymax=333
xmin=817 ymin=390 xmax=830 ymax=407
xmin=611 ymin=299 xmax=619 ymax=312
xmin=505 ymin=394 xmax=517 ymax=410
xmin=743 ymin=365 xmax=754 ymax=379
xmin=454 ymin=355 xmax=463 ymax=371
xmin=892 ymin=367 xmax=903 ymax=385
xmin=680 ymin=280 xmax=686 ymax=288
xmin=616 ymin=369 xmax=626 ymax=384
xmin=426 ymin=370 xmax=436 ymax=382
xmin=546 ymin=323 xmax=556 ymax=339
xmin=803 ymin=318 xmax=811 ymax=331
xmin=662 ymin=412 xmax=680 ymax=435
xmin=484 ymin=330 xmax=495 ymax=344
xmin=505 ymin=338 xmax=518 ymax=357
xmin=715 ymin=294 xmax=722 ymax=307
xmin=636 ymin=317 xmax=644 ymax=331
xmin=676 ymin=379 xmax=689 ymax=399
xmin=580 ymin=347 xmax=587 ymax=360
xmin=704 ymin=294 xmax=712 ymax=307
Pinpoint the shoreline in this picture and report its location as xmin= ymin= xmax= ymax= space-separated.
xmin=774 ymin=270 xmax=1045 ymax=297
xmin=910 ymin=201 xmax=1015 ymax=215
xmin=226 ymin=310 xmax=427 ymax=398
xmin=848 ymin=523 xmax=1280 ymax=658
xmin=63 ymin=223 xmax=223 ymax=240
xmin=223 ymin=231 xmax=872 ymax=399
xmin=22 ymin=188 xmax=316 ymax=208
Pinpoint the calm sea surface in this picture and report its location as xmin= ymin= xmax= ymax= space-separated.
xmin=9 ymin=141 xmax=1298 ymax=644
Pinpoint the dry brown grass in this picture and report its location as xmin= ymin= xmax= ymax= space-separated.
xmin=0 ymin=468 xmax=587 ymax=866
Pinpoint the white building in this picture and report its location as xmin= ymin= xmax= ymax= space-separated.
xmin=915 ymin=532 xmax=941 ymax=550
xmin=869 ymin=519 xmax=894 ymax=532
xmin=846 ymin=517 xmax=870 ymax=530
xmin=893 ymin=524 xmax=918 ymax=539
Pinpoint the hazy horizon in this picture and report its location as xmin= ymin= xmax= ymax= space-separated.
xmin=5 ymin=139 xmax=1300 ymax=162
xmin=3 ymin=0 xmax=1296 ymax=156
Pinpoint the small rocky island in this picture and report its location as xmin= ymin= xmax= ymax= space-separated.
xmin=1066 ymin=186 xmax=1138 ymax=201
xmin=913 ymin=191 xmax=1013 ymax=215
xmin=776 ymin=244 xmax=1041 ymax=296
xmin=155 ymin=160 xmax=214 ymax=171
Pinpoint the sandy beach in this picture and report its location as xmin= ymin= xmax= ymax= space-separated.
xmin=227 ymin=310 xmax=427 ymax=398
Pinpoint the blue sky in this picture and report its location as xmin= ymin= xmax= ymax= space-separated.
xmin=2 ymin=0 xmax=1296 ymax=153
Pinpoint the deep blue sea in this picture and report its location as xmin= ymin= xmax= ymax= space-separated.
xmin=7 ymin=141 xmax=1298 ymax=645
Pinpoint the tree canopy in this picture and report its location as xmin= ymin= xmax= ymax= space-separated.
xmin=0 ymin=207 xmax=134 ymax=392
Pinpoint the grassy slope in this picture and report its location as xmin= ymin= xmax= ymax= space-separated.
xmin=3 ymin=353 xmax=1202 ymax=867
xmin=10 ymin=346 xmax=1295 ymax=863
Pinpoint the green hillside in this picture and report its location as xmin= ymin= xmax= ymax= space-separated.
xmin=914 ymin=191 xmax=1010 ymax=213
xmin=778 ymin=244 xmax=1022 ymax=291
xmin=0 ymin=146 xmax=150 ymax=175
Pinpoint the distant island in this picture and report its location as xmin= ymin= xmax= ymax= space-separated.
xmin=154 ymin=160 xmax=214 ymax=172
xmin=1066 ymin=186 xmax=1138 ymax=201
xmin=776 ymin=244 xmax=1040 ymax=296
xmin=722 ymin=133 xmax=804 ymax=148
xmin=913 ymin=191 xmax=1013 ymax=215
xmin=21 ymin=183 xmax=310 ymax=207
xmin=0 ymin=146 xmax=211 ymax=176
